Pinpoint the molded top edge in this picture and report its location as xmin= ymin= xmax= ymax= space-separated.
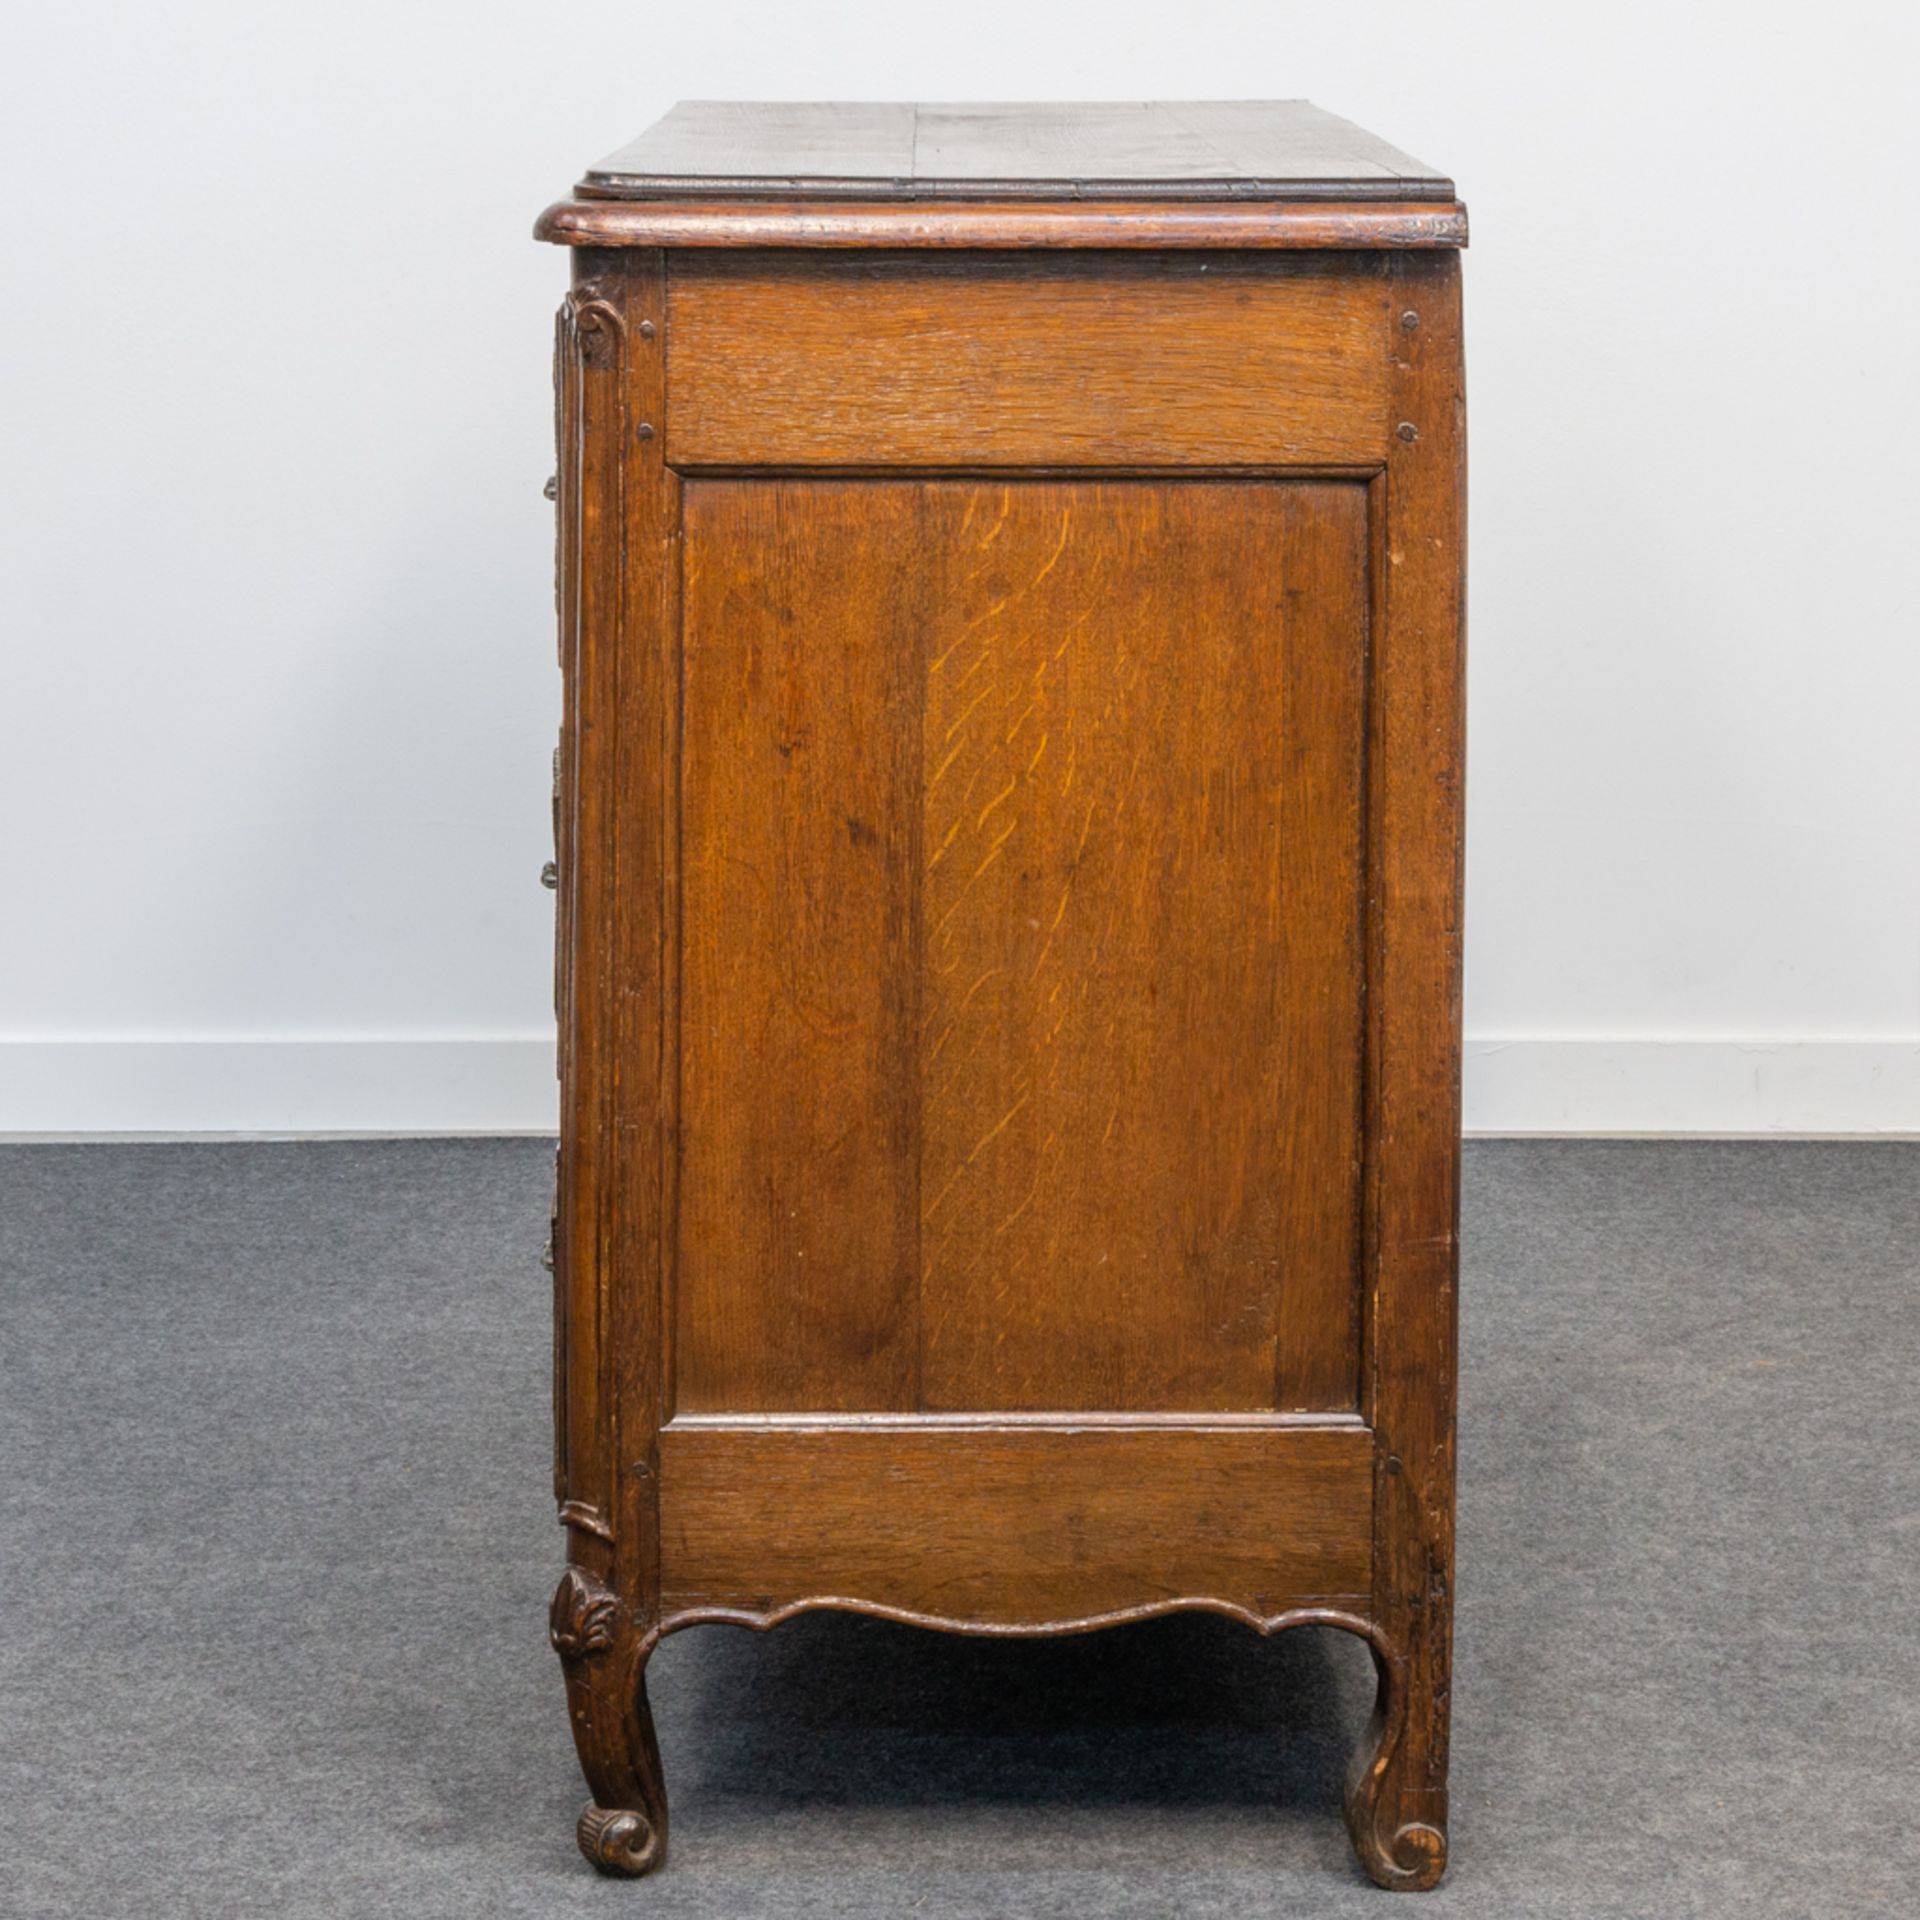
xmin=533 ymin=196 xmax=1467 ymax=251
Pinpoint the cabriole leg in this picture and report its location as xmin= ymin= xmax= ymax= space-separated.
xmin=1343 ymin=1635 xmax=1449 ymax=1891
xmin=550 ymin=1568 xmax=667 ymax=1876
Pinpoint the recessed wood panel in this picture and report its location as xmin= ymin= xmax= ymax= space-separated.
xmin=675 ymin=478 xmax=1368 ymax=1415
xmin=659 ymin=1418 xmax=1375 ymax=1625
xmin=665 ymin=254 xmax=1389 ymax=467
xmin=676 ymin=484 xmax=924 ymax=1412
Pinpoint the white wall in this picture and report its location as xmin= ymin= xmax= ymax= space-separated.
xmin=3 ymin=2 xmax=1917 ymax=1134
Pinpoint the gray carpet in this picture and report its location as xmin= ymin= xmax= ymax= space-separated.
xmin=1 ymin=1141 xmax=1914 ymax=1917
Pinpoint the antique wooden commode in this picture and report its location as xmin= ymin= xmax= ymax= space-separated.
xmin=535 ymin=100 xmax=1466 ymax=1890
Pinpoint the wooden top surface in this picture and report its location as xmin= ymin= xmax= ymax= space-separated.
xmin=581 ymin=101 xmax=1453 ymax=203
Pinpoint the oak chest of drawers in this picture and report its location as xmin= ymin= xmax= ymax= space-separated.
xmin=536 ymin=100 xmax=1466 ymax=1891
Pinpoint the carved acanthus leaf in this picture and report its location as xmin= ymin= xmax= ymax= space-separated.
xmin=550 ymin=1567 xmax=619 ymax=1659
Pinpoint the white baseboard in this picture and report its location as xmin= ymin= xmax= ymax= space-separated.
xmin=1464 ymin=1037 xmax=1920 ymax=1136
xmin=0 ymin=1036 xmax=1916 ymax=1139
xmin=0 ymin=1038 xmax=558 ymax=1136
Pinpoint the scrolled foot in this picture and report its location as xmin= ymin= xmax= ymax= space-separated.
xmin=553 ymin=1567 xmax=669 ymax=1875
xmin=577 ymin=1802 xmax=664 ymax=1877
xmin=1347 ymin=1805 xmax=1448 ymax=1892
xmin=1343 ymin=1638 xmax=1450 ymax=1891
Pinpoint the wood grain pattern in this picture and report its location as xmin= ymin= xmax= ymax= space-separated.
xmin=677 ymin=481 xmax=923 ymax=1413
xmin=538 ymin=198 xmax=1469 ymax=250
xmin=1345 ymin=250 xmax=1466 ymax=1894
xmin=914 ymin=480 xmax=1368 ymax=1412
xmin=657 ymin=1420 xmax=1374 ymax=1625
xmin=666 ymin=254 xmax=1390 ymax=469
xmin=550 ymin=249 xmax=675 ymax=1878
xmin=541 ymin=116 xmax=1467 ymax=1889
xmin=579 ymin=99 xmax=1452 ymax=201
xmin=673 ymin=478 xmax=1368 ymax=1416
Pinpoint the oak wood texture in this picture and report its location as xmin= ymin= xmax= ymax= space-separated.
xmin=666 ymin=255 xmax=1389 ymax=468
xmin=549 ymin=256 xmax=676 ymax=1876
xmin=540 ymin=102 xmax=1465 ymax=1892
xmin=677 ymin=475 xmax=1367 ymax=1415
xmin=657 ymin=1420 xmax=1374 ymax=1625
xmin=1350 ymin=250 xmax=1466 ymax=1888
xmin=581 ymin=100 xmax=1452 ymax=201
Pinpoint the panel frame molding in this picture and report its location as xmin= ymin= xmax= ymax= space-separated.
xmin=668 ymin=466 xmax=1379 ymax=1418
